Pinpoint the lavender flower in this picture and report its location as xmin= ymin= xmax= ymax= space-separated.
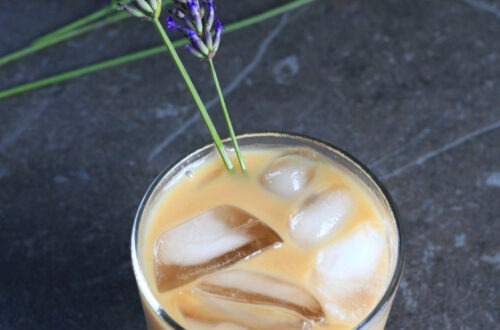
xmin=167 ymin=0 xmax=223 ymax=59
xmin=114 ymin=0 xmax=242 ymax=172
xmin=117 ymin=0 xmax=162 ymax=20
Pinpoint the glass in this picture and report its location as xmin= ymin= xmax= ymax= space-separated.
xmin=131 ymin=132 xmax=405 ymax=330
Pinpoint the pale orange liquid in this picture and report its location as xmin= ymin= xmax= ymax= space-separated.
xmin=139 ymin=146 xmax=393 ymax=329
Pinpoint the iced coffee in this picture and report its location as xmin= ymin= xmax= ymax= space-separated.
xmin=132 ymin=133 xmax=404 ymax=330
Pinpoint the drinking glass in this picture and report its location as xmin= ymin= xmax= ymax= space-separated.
xmin=131 ymin=132 xmax=405 ymax=330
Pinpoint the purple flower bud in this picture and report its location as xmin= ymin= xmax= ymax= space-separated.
xmin=188 ymin=30 xmax=209 ymax=56
xmin=166 ymin=17 xmax=189 ymax=34
xmin=204 ymin=29 xmax=213 ymax=51
xmin=185 ymin=44 xmax=205 ymax=59
xmin=212 ymin=19 xmax=223 ymax=53
xmin=188 ymin=1 xmax=203 ymax=33
xmin=166 ymin=17 xmax=178 ymax=30
xmin=204 ymin=0 xmax=215 ymax=31
xmin=170 ymin=8 xmax=193 ymax=31
xmin=215 ymin=18 xmax=223 ymax=31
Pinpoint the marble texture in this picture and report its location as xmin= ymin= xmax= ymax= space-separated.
xmin=0 ymin=0 xmax=498 ymax=329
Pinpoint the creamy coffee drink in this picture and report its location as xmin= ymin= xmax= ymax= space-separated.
xmin=132 ymin=134 xmax=403 ymax=330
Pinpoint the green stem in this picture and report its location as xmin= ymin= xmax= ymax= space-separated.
xmin=223 ymin=0 xmax=315 ymax=34
xmin=0 ymin=10 xmax=115 ymax=67
xmin=32 ymin=6 xmax=114 ymax=45
xmin=34 ymin=0 xmax=137 ymax=43
xmin=32 ymin=1 xmax=137 ymax=45
xmin=49 ymin=11 xmax=131 ymax=42
xmin=152 ymin=17 xmax=234 ymax=172
xmin=0 ymin=43 xmax=48 ymax=67
xmin=0 ymin=13 xmax=126 ymax=67
xmin=0 ymin=45 xmax=169 ymax=100
xmin=0 ymin=1 xmax=170 ymax=67
xmin=208 ymin=59 xmax=246 ymax=173
xmin=0 ymin=0 xmax=315 ymax=99
xmin=60 ymin=0 xmax=171 ymax=40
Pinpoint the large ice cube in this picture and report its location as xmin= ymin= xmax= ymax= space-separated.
xmin=310 ymin=222 xmax=388 ymax=323
xmin=154 ymin=205 xmax=282 ymax=291
xmin=289 ymin=188 xmax=353 ymax=247
xmin=196 ymin=269 xmax=324 ymax=322
xmin=260 ymin=152 xmax=316 ymax=198
xmin=178 ymin=290 xmax=313 ymax=330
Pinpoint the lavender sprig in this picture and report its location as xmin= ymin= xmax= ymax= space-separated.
xmin=117 ymin=0 xmax=235 ymax=171
xmin=167 ymin=1 xmax=223 ymax=60
xmin=167 ymin=0 xmax=246 ymax=172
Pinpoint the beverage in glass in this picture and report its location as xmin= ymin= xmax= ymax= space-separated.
xmin=131 ymin=133 xmax=404 ymax=330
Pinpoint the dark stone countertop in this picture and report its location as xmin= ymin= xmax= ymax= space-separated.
xmin=0 ymin=0 xmax=498 ymax=329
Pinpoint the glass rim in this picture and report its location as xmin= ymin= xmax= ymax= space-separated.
xmin=131 ymin=131 xmax=405 ymax=329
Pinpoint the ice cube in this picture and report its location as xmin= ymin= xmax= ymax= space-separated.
xmin=196 ymin=269 xmax=324 ymax=322
xmin=260 ymin=152 xmax=316 ymax=198
xmin=310 ymin=222 xmax=388 ymax=323
xmin=289 ymin=188 xmax=353 ymax=247
xmin=178 ymin=290 xmax=313 ymax=330
xmin=154 ymin=205 xmax=282 ymax=291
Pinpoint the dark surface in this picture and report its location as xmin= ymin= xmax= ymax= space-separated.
xmin=1 ymin=0 xmax=499 ymax=329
